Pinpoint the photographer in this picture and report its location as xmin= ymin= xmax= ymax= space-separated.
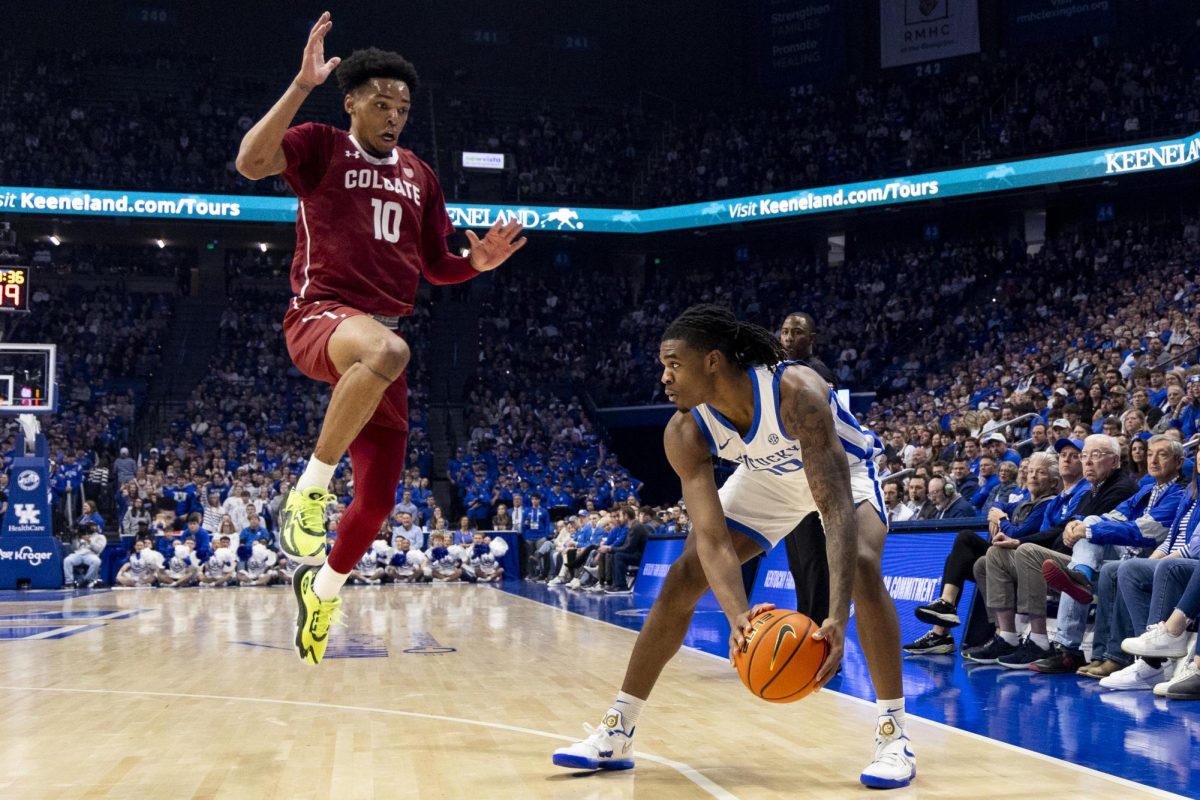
xmin=62 ymin=523 xmax=106 ymax=588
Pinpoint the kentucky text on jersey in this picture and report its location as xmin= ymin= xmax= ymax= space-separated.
xmin=691 ymin=362 xmax=875 ymax=477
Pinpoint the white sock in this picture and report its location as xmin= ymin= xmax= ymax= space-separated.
xmin=297 ymin=455 xmax=336 ymax=493
xmin=998 ymin=630 xmax=1019 ymax=646
xmin=313 ymin=563 xmax=349 ymax=600
xmin=608 ymin=691 xmax=645 ymax=733
xmin=876 ymin=698 xmax=906 ymax=732
xmin=1030 ymin=632 xmax=1050 ymax=649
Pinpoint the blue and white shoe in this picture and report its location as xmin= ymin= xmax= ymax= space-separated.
xmin=860 ymin=715 xmax=916 ymax=789
xmin=552 ymin=711 xmax=635 ymax=771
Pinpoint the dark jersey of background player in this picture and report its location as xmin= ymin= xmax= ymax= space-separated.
xmin=780 ymin=312 xmax=835 ymax=387
xmin=779 ymin=310 xmax=833 ymax=626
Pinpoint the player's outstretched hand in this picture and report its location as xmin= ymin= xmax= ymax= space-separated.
xmin=812 ymin=616 xmax=846 ymax=689
xmin=467 ymin=219 xmax=527 ymax=272
xmin=728 ymin=602 xmax=775 ymax=667
xmin=296 ymin=11 xmax=341 ymax=89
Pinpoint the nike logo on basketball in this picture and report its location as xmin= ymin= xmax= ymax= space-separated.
xmin=769 ymin=624 xmax=797 ymax=670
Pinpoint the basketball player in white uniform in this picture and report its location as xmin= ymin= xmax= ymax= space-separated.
xmin=554 ymin=305 xmax=914 ymax=789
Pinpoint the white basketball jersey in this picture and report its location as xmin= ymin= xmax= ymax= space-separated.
xmin=690 ymin=364 xmax=876 ymax=481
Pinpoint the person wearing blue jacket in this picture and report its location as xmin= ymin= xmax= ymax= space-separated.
xmin=969 ymin=434 xmax=1140 ymax=671
xmin=982 ymin=432 xmax=1022 ymax=468
xmin=1039 ymin=439 xmax=1091 ymax=531
xmin=904 ymin=452 xmax=1062 ymax=656
xmin=1029 ymin=435 xmax=1186 ymax=679
xmin=1087 ymin=478 xmax=1200 ymax=690
xmin=969 ymin=457 xmax=1000 ymax=510
xmin=1045 ymin=436 xmax=1187 ymax=603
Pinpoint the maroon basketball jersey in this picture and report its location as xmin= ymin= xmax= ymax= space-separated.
xmin=280 ymin=122 xmax=475 ymax=317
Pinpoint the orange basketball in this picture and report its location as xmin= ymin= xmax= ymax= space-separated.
xmin=734 ymin=609 xmax=828 ymax=703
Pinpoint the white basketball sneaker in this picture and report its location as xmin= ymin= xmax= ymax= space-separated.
xmin=860 ymin=715 xmax=916 ymax=789
xmin=1155 ymin=658 xmax=1199 ymax=697
xmin=552 ymin=709 xmax=635 ymax=771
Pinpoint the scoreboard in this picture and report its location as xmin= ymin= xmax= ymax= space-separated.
xmin=0 ymin=266 xmax=29 ymax=312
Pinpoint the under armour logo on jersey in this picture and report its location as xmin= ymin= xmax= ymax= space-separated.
xmin=345 ymin=150 xmax=361 ymax=159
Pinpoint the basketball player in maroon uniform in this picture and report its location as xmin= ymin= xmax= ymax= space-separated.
xmin=236 ymin=11 xmax=525 ymax=664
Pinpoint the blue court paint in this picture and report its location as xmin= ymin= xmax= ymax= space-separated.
xmin=403 ymin=632 xmax=456 ymax=655
xmin=0 ymin=623 xmax=106 ymax=640
xmin=234 ymin=634 xmax=389 ymax=659
xmin=0 ymin=609 xmax=147 ymax=621
xmin=504 ymin=581 xmax=1199 ymax=798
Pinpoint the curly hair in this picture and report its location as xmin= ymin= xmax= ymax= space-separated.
xmin=662 ymin=304 xmax=786 ymax=370
xmin=336 ymin=47 xmax=420 ymax=95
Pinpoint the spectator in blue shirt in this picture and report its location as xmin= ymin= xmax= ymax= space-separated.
xmin=982 ymin=432 xmax=1022 ymax=468
xmin=523 ymin=495 xmax=552 ymax=541
xmin=547 ymin=482 xmax=574 ymax=521
xmin=239 ymin=512 xmax=274 ymax=549
xmin=76 ymin=500 xmax=105 ymax=532
xmin=970 ymin=457 xmax=1001 ymax=510
xmin=183 ymin=513 xmax=213 ymax=561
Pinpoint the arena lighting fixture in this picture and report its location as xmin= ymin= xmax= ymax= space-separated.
xmin=155 ymin=239 xmax=166 ymax=249
xmin=48 ymin=235 xmax=60 ymax=246
xmin=258 ymin=242 xmax=268 ymax=253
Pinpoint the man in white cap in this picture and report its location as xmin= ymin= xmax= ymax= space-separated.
xmin=982 ymin=432 xmax=1021 ymax=468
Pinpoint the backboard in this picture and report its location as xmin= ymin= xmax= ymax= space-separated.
xmin=0 ymin=344 xmax=56 ymax=415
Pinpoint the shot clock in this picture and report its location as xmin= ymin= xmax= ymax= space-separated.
xmin=0 ymin=266 xmax=29 ymax=312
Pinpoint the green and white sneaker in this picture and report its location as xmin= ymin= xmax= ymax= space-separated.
xmin=292 ymin=564 xmax=342 ymax=665
xmin=279 ymin=487 xmax=334 ymax=565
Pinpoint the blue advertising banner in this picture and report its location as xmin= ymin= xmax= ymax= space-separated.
xmin=749 ymin=529 xmax=979 ymax=647
xmin=634 ymin=538 xmax=721 ymax=612
xmin=0 ymin=535 xmax=62 ymax=589
xmin=760 ymin=1 xmax=847 ymax=90
xmin=1005 ymin=0 xmax=1115 ymax=47
xmin=3 ymin=128 xmax=1198 ymax=232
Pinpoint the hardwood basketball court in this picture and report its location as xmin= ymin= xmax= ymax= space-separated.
xmin=0 ymin=585 xmax=1184 ymax=799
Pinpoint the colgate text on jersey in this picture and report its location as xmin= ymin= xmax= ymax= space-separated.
xmin=344 ymin=169 xmax=423 ymax=205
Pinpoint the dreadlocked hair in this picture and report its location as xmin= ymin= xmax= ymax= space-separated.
xmin=663 ymin=304 xmax=787 ymax=370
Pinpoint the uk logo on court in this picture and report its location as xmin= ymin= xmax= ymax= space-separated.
xmin=16 ymin=469 xmax=39 ymax=491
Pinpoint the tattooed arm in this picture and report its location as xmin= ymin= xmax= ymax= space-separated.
xmin=780 ymin=365 xmax=858 ymax=682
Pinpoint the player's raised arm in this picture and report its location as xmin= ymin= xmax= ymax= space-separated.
xmin=779 ymin=366 xmax=858 ymax=686
xmin=236 ymin=11 xmax=341 ymax=180
xmin=663 ymin=414 xmax=755 ymax=636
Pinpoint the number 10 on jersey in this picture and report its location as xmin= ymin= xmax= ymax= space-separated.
xmin=371 ymin=198 xmax=403 ymax=242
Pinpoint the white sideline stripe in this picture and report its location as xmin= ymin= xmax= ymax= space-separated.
xmin=502 ymin=591 xmax=1189 ymax=800
xmin=21 ymin=625 xmax=87 ymax=640
xmin=0 ymin=685 xmax=738 ymax=800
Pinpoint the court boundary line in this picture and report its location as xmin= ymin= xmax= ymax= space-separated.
xmin=499 ymin=587 xmax=1189 ymax=800
xmin=0 ymin=685 xmax=737 ymax=800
